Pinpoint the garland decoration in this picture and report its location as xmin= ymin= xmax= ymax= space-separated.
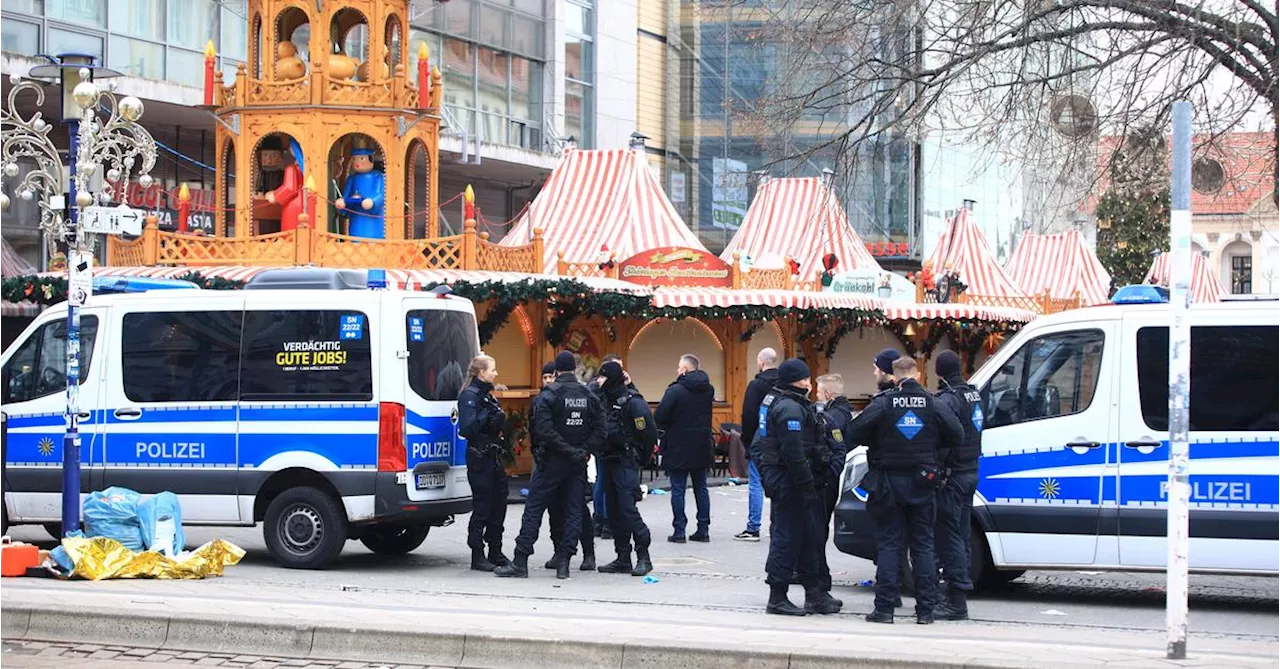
xmin=2 ymin=272 xmax=246 ymax=307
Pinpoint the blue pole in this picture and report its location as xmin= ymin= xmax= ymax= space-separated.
xmin=61 ymin=117 xmax=82 ymax=536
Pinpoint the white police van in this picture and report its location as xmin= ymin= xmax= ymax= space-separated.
xmin=1 ymin=268 xmax=478 ymax=569
xmin=835 ymin=290 xmax=1279 ymax=587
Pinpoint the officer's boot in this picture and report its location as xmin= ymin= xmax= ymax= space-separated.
xmin=766 ymin=584 xmax=807 ymax=616
xmin=580 ymin=549 xmax=597 ymax=571
xmin=598 ymin=552 xmax=633 ymax=574
xmin=493 ymin=552 xmax=529 ymax=578
xmin=935 ymin=587 xmax=969 ymax=621
xmin=544 ymin=556 xmax=559 ymax=570
xmin=470 ymin=548 xmax=496 ymax=572
xmin=555 ymin=553 xmax=571 ymax=580
xmin=487 ymin=544 xmax=511 ymax=568
xmin=804 ymin=587 xmax=843 ymax=615
xmin=630 ymin=547 xmax=653 ymax=577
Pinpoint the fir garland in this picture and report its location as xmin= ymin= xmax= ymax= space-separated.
xmin=1 ymin=272 xmax=246 ymax=307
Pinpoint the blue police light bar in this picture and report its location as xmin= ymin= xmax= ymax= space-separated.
xmin=92 ymin=277 xmax=200 ymax=294
xmin=366 ymin=269 xmax=388 ymax=289
xmin=1112 ymin=284 xmax=1170 ymax=304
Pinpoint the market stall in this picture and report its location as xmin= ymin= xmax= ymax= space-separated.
xmin=1144 ymin=252 xmax=1227 ymax=302
xmin=1004 ymin=230 xmax=1112 ymax=309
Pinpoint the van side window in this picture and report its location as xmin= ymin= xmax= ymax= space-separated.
xmin=984 ymin=329 xmax=1104 ymax=429
xmin=406 ymin=310 xmax=478 ymax=401
xmin=122 ymin=312 xmax=242 ymax=402
xmin=240 ymin=310 xmax=373 ymax=401
xmin=1136 ymin=325 xmax=1279 ymax=432
xmin=1 ymin=317 xmax=100 ymax=404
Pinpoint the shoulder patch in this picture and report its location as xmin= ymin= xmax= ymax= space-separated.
xmin=634 ymin=416 xmax=647 ymax=431
xmin=762 ymin=394 xmax=775 ymax=406
xmin=831 ymin=428 xmax=844 ymax=443
xmin=786 ymin=419 xmax=802 ymax=432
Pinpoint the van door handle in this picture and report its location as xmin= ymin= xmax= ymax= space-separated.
xmin=1065 ymin=440 xmax=1102 ymax=449
xmin=1124 ymin=440 xmax=1162 ymax=449
xmin=113 ymin=408 xmax=142 ymax=421
xmin=77 ymin=411 xmax=92 ymax=420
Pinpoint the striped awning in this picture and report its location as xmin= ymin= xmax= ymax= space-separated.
xmin=1005 ymin=230 xmax=1111 ymax=306
xmin=58 ymin=265 xmax=652 ymax=296
xmin=501 ymin=149 xmax=706 ymax=271
xmin=2 ymin=236 xmax=37 ymax=278
xmin=721 ymin=178 xmax=881 ymax=279
xmin=928 ymin=209 xmax=1033 ymax=305
xmin=1 ymin=300 xmax=40 ymax=317
xmin=1144 ymin=253 xmax=1226 ymax=302
xmin=883 ymin=303 xmax=1038 ymax=323
xmin=652 ymin=287 xmax=880 ymax=312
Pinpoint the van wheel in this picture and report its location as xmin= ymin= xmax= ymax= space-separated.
xmin=264 ymin=487 xmax=347 ymax=569
xmin=971 ymin=527 xmax=1024 ymax=589
xmin=359 ymin=524 xmax=430 ymax=555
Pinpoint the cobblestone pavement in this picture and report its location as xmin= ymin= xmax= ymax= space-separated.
xmin=1 ymin=641 xmax=450 ymax=669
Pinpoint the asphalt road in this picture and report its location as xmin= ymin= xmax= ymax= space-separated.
xmin=5 ymin=484 xmax=1276 ymax=642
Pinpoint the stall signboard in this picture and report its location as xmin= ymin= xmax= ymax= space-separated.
xmin=103 ymin=179 xmax=218 ymax=234
xmin=618 ymin=246 xmax=734 ymax=288
xmin=828 ymin=269 xmax=915 ymax=302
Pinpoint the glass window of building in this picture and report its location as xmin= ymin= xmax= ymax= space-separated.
xmin=167 ymin=47 xmax=204 ymax=87
xmin=510 ymin=0 xmax=543 ymax=18
xmin=110 ymin=0 xmax=164 ymax=39
xmin=6 ymin=1 xmax=43 ymax=16
xmin=564 ymin=0 xmax=593 ymax=147
xmin=167 ymin=0 xmax=217 ymax=51
xmin=109 ymin=35 xmax=165 ymax=80
xmin=2 ymin=18 xmax=41 ymax=55
xmin=445 ymin=0 xmax=475 ymax=39
xmin=443 ymin=37 xmax=476 ymax=130
xmin=220 ymin=2 xmax=247 ymax=60
xmin=479 ymin=4 xmax=509 ymax=49
xmin=510 ymin=12 xmax=542 ymax=57
xmin=47 ymin=29 xmax=103 ymax=60
xmin=48 ymin=0 xmax=106 ymax=28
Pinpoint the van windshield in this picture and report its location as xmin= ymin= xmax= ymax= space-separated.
xmin=406 ymin=310 xmax=479 ymax=401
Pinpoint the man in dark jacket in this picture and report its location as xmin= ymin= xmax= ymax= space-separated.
xmin=595 ymin=361 xmax=658 ymax=576
xmin=496 ymin=351 xmax=606 ymax=579
xmin=586 ymin=353 xmax=632 ymax=539
xmin=544 ymin=360 xmax=595 ymax=571
xmin=736 ymin=347 xmax=779 ymax=541
xmin=655 ymin=353 xmax=715 ymax=543
xmin=932 ymin=350 xmax=983 ymax=620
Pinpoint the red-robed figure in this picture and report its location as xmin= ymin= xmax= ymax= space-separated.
xmin=266 ymin=140 xmax=305 ymax=231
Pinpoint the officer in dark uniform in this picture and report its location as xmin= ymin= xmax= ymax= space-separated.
xmin=752 ymin=358 xmax=842 ymax=616
xmin=544 ymin=360 xmax=596 ymax=572
xmin=594 ymin=361 xmax=658 ymax=577
xmin=846 ymin=355 xmax=963 ymax=624
xmin=496 ymin=351 xmax=606 ymax=579
xmin=457 ymin=355 xmax=510 ymax=572
xmin=932 ymin=350 xmax=982 ymax=620
xmin=814 ymin=374 xmax=853 ymax=598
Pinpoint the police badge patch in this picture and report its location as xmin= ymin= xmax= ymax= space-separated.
xmin=634 ymin=417 xmax=646 ymax=430
xmin=786 ymin=420 xmax=802 ymax=432
xmin=831 ymin=429 xmax=844 ymax=443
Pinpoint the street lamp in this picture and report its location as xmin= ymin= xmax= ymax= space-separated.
xmin=1 ymin=57 xmax=156 ymax=535
xmin=629 ymin=131 xmax=649 ymax=151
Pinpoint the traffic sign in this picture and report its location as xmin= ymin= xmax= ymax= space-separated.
xmin=80 ymin=205 xmax=143 ymax=235
xmin=68 ymin=250 xmax=93 ymax=307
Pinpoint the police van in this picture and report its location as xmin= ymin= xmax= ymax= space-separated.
xmin=835 ymin=292 xmax=1279 ymax=587
xmin=1 ymin=268 xmax=478 ymax=569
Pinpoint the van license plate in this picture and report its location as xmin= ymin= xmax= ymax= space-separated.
xmin=416 ymin=472 xmax=446 ymax=490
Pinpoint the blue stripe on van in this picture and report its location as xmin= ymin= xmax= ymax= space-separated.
xmin=240 ymin=405 xmax=379 ymax=422
xmin=239 ymin=433 xmax=377 ymax=468
xmin=406 ymin=410 xmax=465 ymax=468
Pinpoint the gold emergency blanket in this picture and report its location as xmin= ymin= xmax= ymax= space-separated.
xmin=59 ymin=537 xmax=245 ymax=580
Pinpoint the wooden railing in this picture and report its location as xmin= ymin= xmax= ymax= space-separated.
xmin=219 ymin=61 xmax=443 ymax=112
xmin=556 ymin=252 xmax=618 ymax=279
xmin=106 ymin=218 xmax=541 ymax=273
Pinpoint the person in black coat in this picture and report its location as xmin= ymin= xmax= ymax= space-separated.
xmin=654 ymin=353 xmax=715 ymax=543
xmin=457 ymin=355 xmax=509 ymax=571
xmin=736 ymin=347 xmax=779 ymax=541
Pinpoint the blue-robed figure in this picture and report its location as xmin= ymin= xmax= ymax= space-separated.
xmin=335 ymin=148 xmax=386 ymax=238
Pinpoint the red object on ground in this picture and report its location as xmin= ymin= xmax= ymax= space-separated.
xmin=1 ymin=539 xmax=39 ymax=577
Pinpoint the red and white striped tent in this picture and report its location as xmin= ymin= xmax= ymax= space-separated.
xmin=652 ymin=287 xmax=879 ymax=311
xmin=928 ymin=208 xmax=1036 ymax=309
xmin=1004 ymin=230 xmax=1112 ymax=306
xmin=883 ymin=303 xmax=1038 ymax=324
xmin=1144 ymin=253 xmax=1226 ymax=302
xmin=720 ymin=177 xmax=881 ymax=278
xmin=2 ymin=237 xmax=40 ymax=316
xmin=501 ymin=149 xmax=706 ymax=271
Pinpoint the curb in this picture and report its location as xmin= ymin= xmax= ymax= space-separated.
xmin=6 ymin=603 xmax=1028 ymax=669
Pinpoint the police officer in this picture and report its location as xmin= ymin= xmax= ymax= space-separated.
xmin=496 ymin=351 xmax=606 ymax=579
xmin=594 ymin=361 xmax=658 ymax=576
xmin=846 ymin=356 xmax=963 ymax=624
xmin=752 ymin=358 xmax=841 ymax=616
xmin=932 ymin=350 xmax=982 ymax=620
xmin=815 ymin=374 xmax=853 ymax=598
xmin=541 ymin=361 xmax=597 ymax=572
xmin=458 ymin=355 xmax=510 ymax=572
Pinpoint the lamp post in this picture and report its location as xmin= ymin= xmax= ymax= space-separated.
xmin=1 ymin=57 xmax=156 ymax=535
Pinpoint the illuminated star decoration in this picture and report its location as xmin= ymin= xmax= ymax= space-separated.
xmin=1038 ymin=478 xmax=1061 ymax=500
xmin=37 ymin=437 xmax=55 ymax=456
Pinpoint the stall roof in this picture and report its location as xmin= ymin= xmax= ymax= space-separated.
xmin=721 ymin=177 xmax=881 ymax=279
xmin=652 ymin=287 xmax=880 ymax=312
xmin=928 ymin=208 xmax=1035 ymax=308
xmin=501 ymin=149 xmax=706 ymax=271
xmin=1004 ymin=230 xmax=1112 ymax=306
xmin=883 ymin=303 xmax=1038 ymax=323
xmin=68 ymin=265 xmax=654 ymax=296
xmin=1144 ymin=252 xmax=1226 ymax=302
xmin=2 ymin=237 xmax=40 ymax=316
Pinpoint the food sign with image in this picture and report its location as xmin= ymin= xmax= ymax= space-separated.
xmin=618 ymin=246 xmax=733 ymax=287
xmin=827 ymin=269 xmax=915 ymax=303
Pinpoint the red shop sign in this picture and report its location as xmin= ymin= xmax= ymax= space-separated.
xmin=617 ymin=246 xmax=733 ymax=287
